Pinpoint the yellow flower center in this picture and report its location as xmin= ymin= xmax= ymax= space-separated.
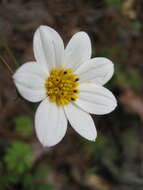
xmin=45 ymin=68 xmax=80 ymax=106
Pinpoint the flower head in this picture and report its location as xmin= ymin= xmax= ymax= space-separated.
xmin=13 ymin=25 xmax=117 ymax=147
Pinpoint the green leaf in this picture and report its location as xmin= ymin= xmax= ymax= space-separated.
xmin=15 ymin=116 xmax=33 ymax=137
xmin=132 ymin=21 xmax=141 ymax=33
xmin=116 ymin=64 xmax=142 ymax=90
xmin=37 ymin=184 xmax=54 ymax=190
xmin=105 ymin=0 xmax=123 ymax=10
xmin=34 ymin=168 xmax=50 ymax=180
xmin=4 ymin=141 xmax=33 ymax=174
xmin=84 ymin=136 xmax=118 ymax=162
xmin=23 ymin=174 xmax=35 ymax=190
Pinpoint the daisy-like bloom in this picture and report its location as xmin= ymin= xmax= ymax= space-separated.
xmin=13 ymin=25 xmax=117 ymax=147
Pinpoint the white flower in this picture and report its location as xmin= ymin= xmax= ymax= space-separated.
xmin=13 ymin=25 xmax=117 ymax=147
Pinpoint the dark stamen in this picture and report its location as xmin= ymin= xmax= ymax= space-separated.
xmin=75 ymin=78 xmax=79 ymax=81
xmin=71 ymin=98 xmax=75 ymax=101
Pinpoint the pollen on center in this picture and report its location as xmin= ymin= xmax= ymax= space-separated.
xmin=45 ymin=68 xmax=80 ymax=106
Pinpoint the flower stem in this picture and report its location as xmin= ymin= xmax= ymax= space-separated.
xmin=0 ymin=35 xmax=19 ymax=67
xmin=0 ymin=55 xmax=13 ymax=74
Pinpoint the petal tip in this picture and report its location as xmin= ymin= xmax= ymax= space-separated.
xmin=40 ymin=140 xmax=63 ymax=148
xmin=42 ymin=143 xmax=54 ymax=148
xmin=90 ymin=137 xmax=96 ymax=142
xmin=37 ymin=25 xmax=46 ymax=30
xmin=87 ymin=134 xmax=97 ymax=142
xmin=92 ymin=134 xmax=97 ymax=142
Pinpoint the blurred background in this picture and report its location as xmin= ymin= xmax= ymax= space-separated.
xmin=0 ymin=0 xmax=143 ymax=189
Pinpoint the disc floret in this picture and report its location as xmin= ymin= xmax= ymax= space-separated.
xmin=45 ymin=68 xmax=80 ymax=106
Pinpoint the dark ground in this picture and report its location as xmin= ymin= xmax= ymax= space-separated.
xmin=0 ymin=0 xmax=143 ymax=189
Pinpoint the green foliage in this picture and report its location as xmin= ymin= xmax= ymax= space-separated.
xmin=85 ymin=167 xmax=99 ymax=176
xmin=1 ymin=117 xmax=54 ymax=189
xmin=15 ymin=116 xmax=33 ymax=136
xmin=3 ymin=141 xmax=54 ymax=189
xmin=0 ymin=174 xmax=9 ymax=189
xmin=84 ymin=136 xmax=118 ymax=162
xmin=120 ymin=130 xmax=138 ymax=154
xmin=4 ymin=141 xmax=33 ymax=174
xmin=23 ymin=174 xmax=35 ymax=189
xmin=23 ymin=170 xmax=54 ymax=190
xmin=34 ymin=168 xmax=50 ymax=180
xmin=101 ymin=47 xmax=129 ymax=61
xmin=23 ymin=174 xmax=53 ymax=190
xmin=105 ymin=0 xmax=123 ymax=9
xmin=132 ymin=21 xmax=141 ymax=34
xmin=37 ymin=184 xmax=54 ymax=190
xmin=116 ymin=64 xmax=142 ymax=90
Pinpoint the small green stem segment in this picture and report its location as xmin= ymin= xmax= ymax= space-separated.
xmin=0 ymin=55 xmax=13 ymax=74
xmin=0 ymin=35 xmax=19 ymax=67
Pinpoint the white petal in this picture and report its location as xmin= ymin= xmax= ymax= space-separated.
xmin=33 ymin=25 xmax=64 ymax=72
xmin=35 ymin=99 xmax=67 ymax=147
xmin=64 ymin=32 xmax=91 ymax=70
xmin=13 ymin=62 xmax=47 ymax=102
xmin=64 ymin=103 xmax=97 ymax=141
xmin=76 ymin=57 xmax=114 ymax=85
xmin=75 ymin=83 xmax=117 ymax=115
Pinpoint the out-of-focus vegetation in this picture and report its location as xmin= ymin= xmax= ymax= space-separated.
xmin=0 ymin=0 xmax=143 ymax=189
xmin=105 ymin=0 xmax=124 ymax=10
xmin=0 ymin=116 xmax=53 ymax=189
